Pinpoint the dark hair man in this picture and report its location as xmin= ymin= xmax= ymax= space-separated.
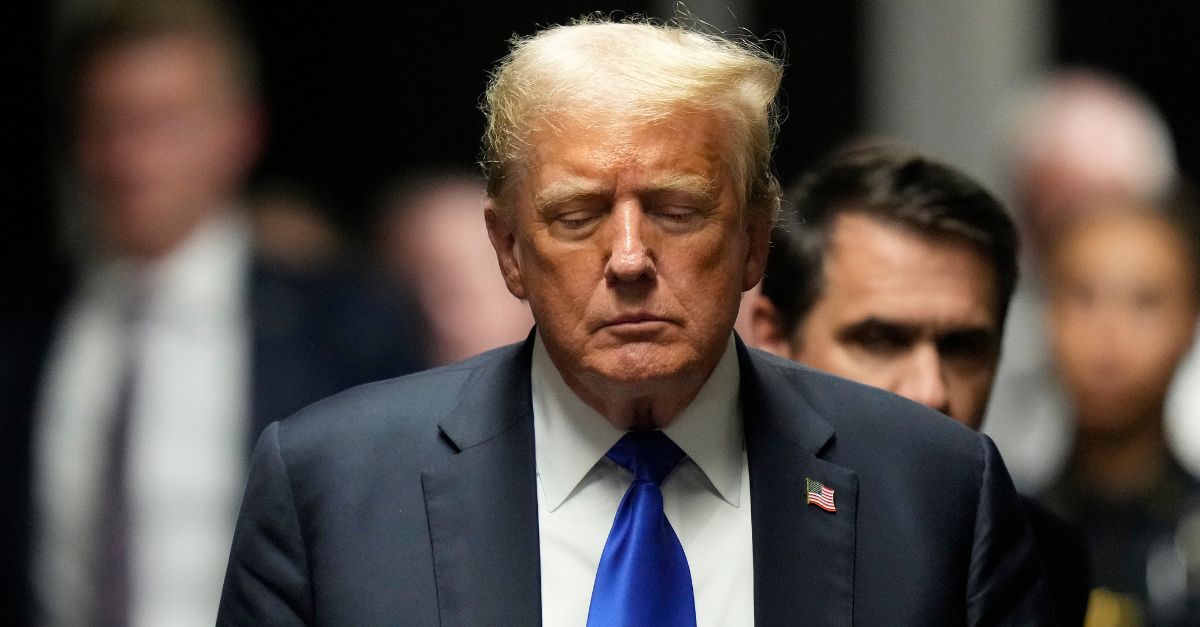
xmin=218 ymin=19 xmax=1051 ymax=625
xmin=751 ymin=143 xmax=1090 ymax=625
xmin=752 ymin=144 xmax=1017 ymax=429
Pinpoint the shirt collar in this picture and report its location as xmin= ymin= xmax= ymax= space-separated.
xmin=146 ymin=209 xmax=251 ymax=323
xmin=82 ymin=210 xmax=251 ymax=326
xmin=531 ymin=333 xmax=743 ymax=512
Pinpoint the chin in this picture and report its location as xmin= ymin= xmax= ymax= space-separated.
xmin=584 ymin=343 xmax=699 ymax=386
xmin=1076 ymin=404 xmax=1145 ymax=437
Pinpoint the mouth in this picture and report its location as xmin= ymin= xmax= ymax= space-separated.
xmin=600 ymin=313 xmax=673 ymax=331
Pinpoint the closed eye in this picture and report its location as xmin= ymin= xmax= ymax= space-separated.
xmin=646 ymin=190 xmax=711 ymax=230
xmin=542 ymin=195 xmax=607 ymax=237
xmin=557 ymin=210 xmax=603 ymax=229
xmin=653 ymin=205 xmax=700 ymax=222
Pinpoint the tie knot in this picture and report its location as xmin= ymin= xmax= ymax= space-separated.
xmin=606 ymin=430 xmax=686 ymax=486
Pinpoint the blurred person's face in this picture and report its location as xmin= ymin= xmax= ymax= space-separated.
xmin=1048 ymin=212 xmax=1199 ymax=438
xmin=384 ymin=181 xmax=533 ymax=365
xmin=752 ymin=213 xmax=1002 ymax=429
xmin=75 ymin=34 xmax=260 ymax=259
xmin=1014 ymin=83 xmax=1171 ymax=257
xmin=486 ymin=111 xmax=770 ymax=429
xmin=1020 ymin=157 xmax=1137 ymax=252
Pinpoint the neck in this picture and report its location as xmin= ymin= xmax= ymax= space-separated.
xmin=567 ymin=369 xmax=712 ymax=431
xmin=1071 ymin=411 xmax=1167 ymax=501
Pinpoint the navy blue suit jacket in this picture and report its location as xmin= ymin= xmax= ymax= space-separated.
xmin=0 ymin=257 xmax=426 ymax=626
xmin=218 ymin=336 xmax=1053 ymax=625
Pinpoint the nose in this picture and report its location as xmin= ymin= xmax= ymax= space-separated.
xmin=893 ymin=344 xmax=951 ymax=417
xmin=604 ymin=202 xmax=656 ymax=284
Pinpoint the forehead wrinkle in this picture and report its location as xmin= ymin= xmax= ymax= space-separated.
xmin=825 ymin=222 xmax=1003 ymax=329
xmin=836 ymin=274 xmax=998 ymax=330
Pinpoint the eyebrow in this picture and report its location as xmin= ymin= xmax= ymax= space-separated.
xmin=645 ymin=173 xmax=719 ymax=203
xmin=836 ymin=317 xmax=920 ymax=344
xmin=533 ymin=173 xmax=719 ymax=211
xmin=836 ymin=316 xmax=997 ymax=343
xmin=534 ymin=179 xmax=607 ymax=211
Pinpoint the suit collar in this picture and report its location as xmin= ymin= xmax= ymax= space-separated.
xmin=738 ymin=339 xmax=858 ymax=626
xmin=436 ymin=335 xmax=537 ymax=452
xmin=737 ymin=339 xmax=836 ymax=455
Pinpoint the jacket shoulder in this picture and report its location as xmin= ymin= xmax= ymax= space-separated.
xmin=269 ymin=343 xmax=524 ymax=466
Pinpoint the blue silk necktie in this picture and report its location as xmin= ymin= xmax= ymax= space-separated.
xmin=586 ymin=430 xmax=697 ymax=627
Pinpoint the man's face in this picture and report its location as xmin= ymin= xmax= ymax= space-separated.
xmin=757 ymin=213 xmax=1001 ymax=429
xmin=75 ymin=35 xmax=259 ymax=259
xmin=1048 ymin=212 xmax=1198 ymax=438
xmin=487 ymin=111 xmax=769 ymax=423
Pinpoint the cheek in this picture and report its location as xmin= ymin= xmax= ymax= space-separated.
xmin=672 ymin=240 xmax=749 ymax=308
xmin=1053 ymin=330 xmax=1098 ymax=381
xmin=1128 ymin=324 xmax=1192 ymax=382
xmin=948 ymin=369 xmax=995 ymax=405
xmin=838 ymin=361 xmax=892 ymax=390
xmin=794 ymin=333 xmax=879 ymax=385
xmin=1049 ymin=307 xmax=1098 ymax=363
xmin=521 ymin=245 xmax=598 ymax=317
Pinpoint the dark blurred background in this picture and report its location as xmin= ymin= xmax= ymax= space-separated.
xmin=3 ymin=0 xmax=1197 ymax=289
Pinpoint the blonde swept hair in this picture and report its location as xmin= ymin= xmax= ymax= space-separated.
xmin=481 ymin=15 xmax=784 ymax=224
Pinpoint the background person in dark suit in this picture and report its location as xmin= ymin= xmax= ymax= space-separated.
xmin=0 ymin=1 xmax=425 ymax=625
xmin=219 ymin=16 xmax=1051 ymax=626
xmin=749 ymin=143 xmax=1092 ymax=626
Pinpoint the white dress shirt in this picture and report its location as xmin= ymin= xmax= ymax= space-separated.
xmin=33 ymin=211 xmax=252 ymax=627
xmin=533 ymin=333 xmax=755 ymax=627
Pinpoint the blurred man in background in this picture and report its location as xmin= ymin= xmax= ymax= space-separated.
xmin=0 ymin=1 xmax=425 ymax=625
xmin=1044 ymin=195 xmax=1200 ymax=627
xmin=374 ymin=171 xmax=533 ymax=365
xmin=751 ymin=144 xmax=1091 ymax=625
xmin=985 ymin=70 xmax=1180 ymax=490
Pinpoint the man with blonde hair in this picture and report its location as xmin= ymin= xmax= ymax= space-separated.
xmin=218 ymin=17 xmax=1050 ymax=625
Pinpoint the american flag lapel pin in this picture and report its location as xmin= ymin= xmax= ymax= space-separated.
xmin=805 ymin=477 xmax=837 ymax=513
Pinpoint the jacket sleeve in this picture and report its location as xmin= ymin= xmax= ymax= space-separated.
xmin=217 ymin=422 xmax=314 ymax=626
xmin=966 ymin=434 xmax=1056 ymax=625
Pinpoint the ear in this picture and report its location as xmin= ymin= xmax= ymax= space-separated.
xmin=741 ymin=214 xmax=772 ymax=291
xmin=484 ymin=200 xmax=528 ymax=300
xmin=748 ymin=294 xmax=793 ymax=358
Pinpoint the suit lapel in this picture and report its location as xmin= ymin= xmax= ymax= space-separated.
xmin=421 ymin=339 xmax=542 ymax=626
xmin=740 ymin=342 xmax=858 ymax=626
